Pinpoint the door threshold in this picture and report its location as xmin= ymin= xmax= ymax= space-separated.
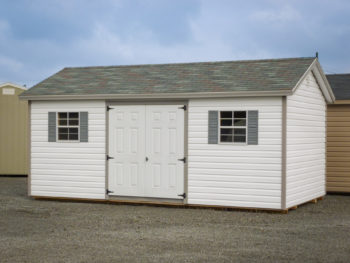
xmin=108 ymin=195 xmax=185 ymax=205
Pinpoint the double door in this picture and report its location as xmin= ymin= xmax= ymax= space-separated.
xmin=108 ymin=105 xmax=185 ymax=199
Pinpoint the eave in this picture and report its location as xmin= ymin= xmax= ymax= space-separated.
xmin=332 ymin=100 xmax=350 ymax=105
xmin=19 ymin=90 xmax=293 ymax=101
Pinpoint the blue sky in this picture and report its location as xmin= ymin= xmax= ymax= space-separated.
xmin=0 ymin=0 xmax=350 ymax=87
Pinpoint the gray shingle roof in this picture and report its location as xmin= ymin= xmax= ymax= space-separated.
xmin=326 ymin=74 xmax=350 ymax=100
xmin=20 ymin=57 xmax=316 ymax=97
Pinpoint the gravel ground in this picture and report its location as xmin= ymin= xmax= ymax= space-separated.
xmin=1 ymin=177 xmax=350 ymax=263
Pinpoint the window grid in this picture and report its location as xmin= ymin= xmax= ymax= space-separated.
xmin=57 ymin=112 xmax=80 ymax=141
xmin=219 ymin=111 xmax=247 ymax=144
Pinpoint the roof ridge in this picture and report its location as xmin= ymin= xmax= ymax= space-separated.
xmin=63 ymin=56 xmax=316 ymax=70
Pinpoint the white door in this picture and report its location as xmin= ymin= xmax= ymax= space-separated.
xmin=108 ymin=106 xmax=146 ymax=196
xmin=108 ymin=105 xmax=185 ymax=199
xmin=145 ymin=105 xmax=185 ymax=199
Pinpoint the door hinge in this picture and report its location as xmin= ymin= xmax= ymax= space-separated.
xmin=106 ymin=189 xmax=114 ymax=194
xmin=179 ymin=105 xmax=187 ymax=111
xmin=107 ymin=106 xmax=115 ymax=111
xmin=106 ymin=155 xmax=114 ymax=160
xmin=178 ymin=193 xmax=186 ymax=199
xmin=178 ymin=157 xmax=186 ymax=163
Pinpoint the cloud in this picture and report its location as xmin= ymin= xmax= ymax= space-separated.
xmin=0 ymin=55 xmax=23 ymax=72
xmin=0 ymin=0 xmax=349 ymax=86
xmin=250 ymin=6 xmax=301 ymax=24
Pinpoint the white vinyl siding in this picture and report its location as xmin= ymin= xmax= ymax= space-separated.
xmin=286 ymin=72 xmax=326 ymax=208
xmin=188 ymin=97 xmax=282 ymax=209
xmin=30 ymin=100 xmax=106 ymax=199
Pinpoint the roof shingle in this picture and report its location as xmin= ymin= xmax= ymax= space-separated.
xmin=20 ymin=57 xmax=316 ymax=97
xmin=326 ymin=74 xmax=350 ymax=100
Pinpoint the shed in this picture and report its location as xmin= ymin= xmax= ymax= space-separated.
xmin=326 ymin=74 xmax=350 ymax=193
xmin=0 ymin=83 xmax=28 ymax=175
xmin=20 ymin=57 xmax=335 ymax=211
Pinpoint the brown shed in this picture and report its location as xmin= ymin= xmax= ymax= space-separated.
xmin=327 ymin=74 xmax=350 ymax=193
xmin=0 ymin=83 xmax=28 ymax=175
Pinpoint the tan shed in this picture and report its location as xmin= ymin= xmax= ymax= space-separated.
xmin=0 ymin=83 xmax=28 ymax=175
xmin=327 ymin=74 xmax=350 ymax=193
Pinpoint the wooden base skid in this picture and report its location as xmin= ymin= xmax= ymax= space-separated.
xmin=284 ymin=196 xmax=325 ymax=214
xmin=32 ymin=195 xmax=325 ymax=214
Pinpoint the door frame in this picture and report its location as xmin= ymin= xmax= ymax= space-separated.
xmin=105 ymin=100 xmax=189 ymax=204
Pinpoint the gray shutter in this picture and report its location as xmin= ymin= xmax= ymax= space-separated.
xmin=208 ymin=111 xmax=219 ymax=144
xmin=248 ymin=111 xmax=258 ymax=145
xmin=80 ymin=112 xmax=88 ymax=142
xmin=48 ymin=112 xmax=56 ymax=142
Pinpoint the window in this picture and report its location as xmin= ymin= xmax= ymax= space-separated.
xmin=57 ymin=112 xmax=79 ymax=141
xmin=219 ymin=111 xmax=247 ymax=143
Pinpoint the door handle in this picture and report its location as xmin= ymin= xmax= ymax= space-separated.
xmin=145 ymin=157 xmax=149 ymax=162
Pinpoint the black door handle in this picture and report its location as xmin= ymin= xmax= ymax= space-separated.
xmin=145 ymin=157 xmax=149 ymax=161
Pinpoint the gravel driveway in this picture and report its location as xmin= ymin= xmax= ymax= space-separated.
xmin=1 ymin=177 xmax=350 ymax=263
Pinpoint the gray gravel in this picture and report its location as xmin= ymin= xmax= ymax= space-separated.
xmin=1 ymin=177 xmax=350 ymax=263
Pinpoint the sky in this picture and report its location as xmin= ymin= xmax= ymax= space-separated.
xmin=0 ymin=0 xmax=350 ymax=87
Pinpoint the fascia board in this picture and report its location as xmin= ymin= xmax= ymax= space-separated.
xmin=19 ymin=90 xmax=292 ymax=101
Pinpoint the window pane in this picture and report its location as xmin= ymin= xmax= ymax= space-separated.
xmin=58 ymin=112 xmax=67 ymax=119
xmin=234 ymin=119 xmax=246 ymax=126
xmin=234 ymin=128 xmax=246 ymax=135
xmin=69 ymin=128 xmax=78 ymax=134
xmin=58 ymin=128 xmax=68 ymax=133
xmin=234 ymin=111 xmax=246 ymax=118
xmin=220 ymin=128 xmax=233 ymax=135
xmin=59 ymin=120 xmax=67 ymax=126
xmin=220 ymin=135 xmax=233 ymax=142
xmin=220 ymin=111 xmax=232 ymax=118
xmin=234 ymin=135 xmax=246 ymax=143
xmin=58 ymin=134 xmax=68 ymax=140
xmin=220 ymin=119 xmax=232 ymax=126
xmin=69 ymin=112 xmax=79 ymax=118
xmin=69 ymin=134 xmax=79 ymax=140
xmin=69 ymin=119 xmax=79 ymax=126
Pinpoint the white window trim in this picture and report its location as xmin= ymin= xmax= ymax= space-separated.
xmin=56 ymin=112 xmax=80 ymax=142
xmin=218 ymin=110 xmax=248 ymax=145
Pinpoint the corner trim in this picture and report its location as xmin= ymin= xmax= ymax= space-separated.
xmin=27 ymin=101 xmax=31 ymax=196
xmin=281 ymin=96 xmax=287 ymax=210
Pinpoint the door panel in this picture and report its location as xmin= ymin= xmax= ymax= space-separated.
xmin=108 ymin=106 xmax=145 ymax=196
xmin=145 ymin=105 xmax=185 ymax=199
xmin=108 ymin=104 xmax=185 ymax=199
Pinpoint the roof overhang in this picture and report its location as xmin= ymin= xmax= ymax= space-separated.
xmin=19 ymin=58 xmax=334 ymax=102
xmin=19 ymin=90 xmax=293 ymax=101
xmin=291 ymin=59 xmax=335 ymax=104
xmin=332 ymin=100 xmax=350 ymax=105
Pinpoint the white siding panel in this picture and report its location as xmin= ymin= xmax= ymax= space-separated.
xmin=30 ymin=100 xmax=106 ymax=199
xmin=188 ymin=97 xmax=282 ymax=209
xmin=286 ymin=72 xmax=326 ymax=208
